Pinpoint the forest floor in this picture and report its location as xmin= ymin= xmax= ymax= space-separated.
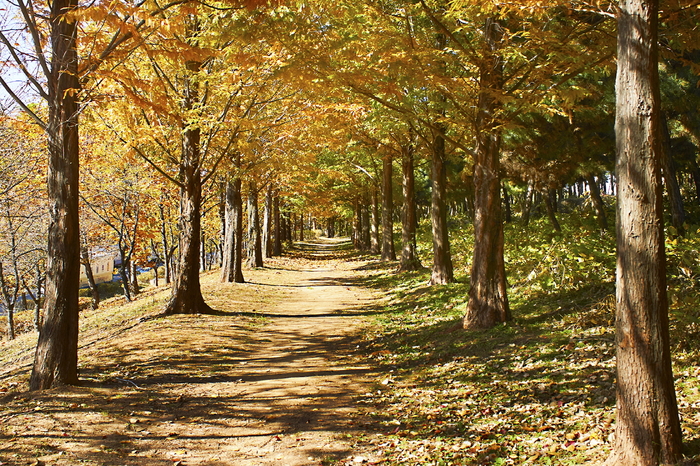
xmin=0 ymin=238 xmax=387 ymax=466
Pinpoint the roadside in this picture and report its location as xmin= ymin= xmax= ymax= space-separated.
xmin=0 ymin=238 xmax=386 ymax=466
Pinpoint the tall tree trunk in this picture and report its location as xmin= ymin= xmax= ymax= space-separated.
xmin=163 ymin=54 xmax=214 ymax=315
xmin=463 ymin=17 xmax=510 ymax=330
xmin=80 ymin=242 xmax=100 ymax=310
xmin=382 ymin=153 xmax=397 ymax=261
xmin=370 ymin=188 xmax=380 ymax=254
xmin=118 ymin=247 xmax=132 ymax=302
xmin=429 ymin=34 xmax=453 ymax=285
xmin=544 ymin=189 xmax=562 ymax=232
xmin=221 ymin=178 xmax=240 ymax=282
xmin=0 ymin=263 xmax=16 ymax=341
xmin=605 ymin=0 xmax=683 ymax=463
xmin=521 ymin=180 xmax=534 ymax=226
xmin=502 ymin=185 xmax=512 ymax=223
xmin=273 ymin=195 xmax=282 ymax=256
xmin=353 ymin=198 xmax=362 ymax=249
xmin=159 ymin=203 xmax=172 ymax=284
xmin=246 ymin=181 xmax=263 ymax=267
xmin=399 ymin=134 xmax=422 ymax=271
xmin=262 ymin=186 xmax=273 ymax=258
xmin=232 ymin=177 xmax=245 ymax=282
xmin=30 ymin=0 xmax=81 ymax=390
xmin=585 ymin=173 xmax=609 ymax=231
xmin=660 ymin=112 xmax=686 ymax=236
xmin=690 ymin=158 xmax=700 ymax=205
xmin=361 ymin=203 xmax=371 ymax=251
xmin=299 ymin=212 xmax=305 ymax=242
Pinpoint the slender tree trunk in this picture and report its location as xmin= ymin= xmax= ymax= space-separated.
xmin=605 ymin=0 xmax=683 ymax=463
xmin=0 ymin=263 xmax=16 ymax=341
xmin=221 ymin=179 xmax=238 ymax=281
xmin=232 ymin=177 xmax=245 ymax=282
xmin=262 ymin=186 xmax=273 ymax=258
xmin=130 ymin=261 xmax=140 ymax=296
xmin=361 ymin=203 xmax=371 ymax=251
xmin=382 ymin=153 xmax=397 ymax=261
xmin=690 ymin=158 xmax=700 ymax=204
xmin=159 ymin=203 xmax=172 ymax=284
xmin=79 ymin=243 xmax=100 ymax=309
xmin=463 ymin=17 xmax=510 ymax=329
xmin=660 ymin=112 xmax=686 ymax=236
xmin=370 ymin=187 xmax=380 ymax=254
xmin=585 ymin=173 xmax=609 ymax=231
xmin=163 ymin=54 xmax=214 ymax=315
xmin=299 ymin=212 xmax=305 ymax=242
xmin=118 ymin=247 xmax=132 ymax=302
xmin=399 ymin=134 xmax=422 ymax=271
xmin=30 ymin=0 xmax=81 ymax=390
xmin=246 ymin=181 xmax=263 ymax=267
xmin=273 ymin=195 xmax=282 ymax=256
xmin=502 ymin=185 xmax=512 ymax=223
xmin=353 ymin=198 xmax=361 ymax=249
xmin=522 ymin=180 xmax=534 ymax=226
xmin=544 ymin=189 xmax=562 ymax=232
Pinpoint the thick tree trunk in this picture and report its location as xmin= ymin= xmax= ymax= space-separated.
xmin=30 ymin=0 xmax=81 ymax=390
xmin=399 ymin=136 xmax=422 ymax=271
xmin=163 ymin=56 xmax=214 ymax=315
xmin=463 ymin=17 xmax=510 ymax=330
xmin=246 ymin=181 xmax=263 ymax=268
xmin=118 ymin=247 xmax=132 ymax=302
xmin=585 ymin=173 xmax=609 ymax=231
xmin=429 ymin=35 xmax=453 ymax=285
xmin=660 ymin=112 xmax=686 ymax=236
xmin=381 ymin=153 xmax=397 ymax=261
xmin=370 ymin=188 xmax=380 ymax=254
xmin=605 ymin=1 xmax=683 ymax=463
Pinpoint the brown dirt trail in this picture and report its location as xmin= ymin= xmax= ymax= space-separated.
xmin=0 ymin=239 xmax=385 ymax=466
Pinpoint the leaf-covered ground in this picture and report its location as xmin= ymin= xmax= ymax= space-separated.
xmin=1 ymin=224 xmax=700 ymax=466
xmin=349 ymin=215 xmax=700 ymax=465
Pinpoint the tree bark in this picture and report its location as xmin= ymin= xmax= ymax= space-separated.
xmin=605 ymin=0 xmax=683 ymax=463
xmin=246 ymin=180 xmax=263 ymax=267
xmin=585 ymin=173 xmax=609 ymax=231
xmin=370 ymin=187 xmax=380 ymax=254
xmin=30 ymin=0 xmax=81 ymax=390
xmin=544 ymin=189 xmax=562 ymax=232
xmin=463 ymin=17 xmax=510 ymax=329
xmin=273 ymin=195 xmax=282 ymax=256
xmin=262 ymin=186 xmax=273 ymax=258
xmin=79 ymin=242 xmax=100 ymax=310
xmin=163 ymin=55 xmax=214 ymax=315
xmin=429 ymin=34 xmax=453 ymax=285
xmin=521 ymin=180 xmax=534 ymax=226
xmin=399 ymin=134 xmax=422 ymax=271
xmin=382 ymin=153 xmax=397 ymax=261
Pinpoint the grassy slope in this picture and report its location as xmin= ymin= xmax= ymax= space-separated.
xmin=355 ymin=212 xmax=700 ymax=465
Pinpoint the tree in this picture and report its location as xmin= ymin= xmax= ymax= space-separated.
xmin=605 ymin=0 xmax=683 ymax=463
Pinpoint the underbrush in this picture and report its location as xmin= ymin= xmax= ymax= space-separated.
xmin=357 ymin=213 xmax=700 ymax=465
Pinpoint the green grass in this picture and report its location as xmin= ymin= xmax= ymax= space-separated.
xmin=356 ymin=211 xmax=700 ymax=465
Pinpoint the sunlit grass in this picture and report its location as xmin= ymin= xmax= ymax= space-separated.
xmin=358 ymin=210 xmax=700 ymax=465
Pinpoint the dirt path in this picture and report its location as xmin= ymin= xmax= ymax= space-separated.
xmin=0 ymin=239 xmax=385 ymax=466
